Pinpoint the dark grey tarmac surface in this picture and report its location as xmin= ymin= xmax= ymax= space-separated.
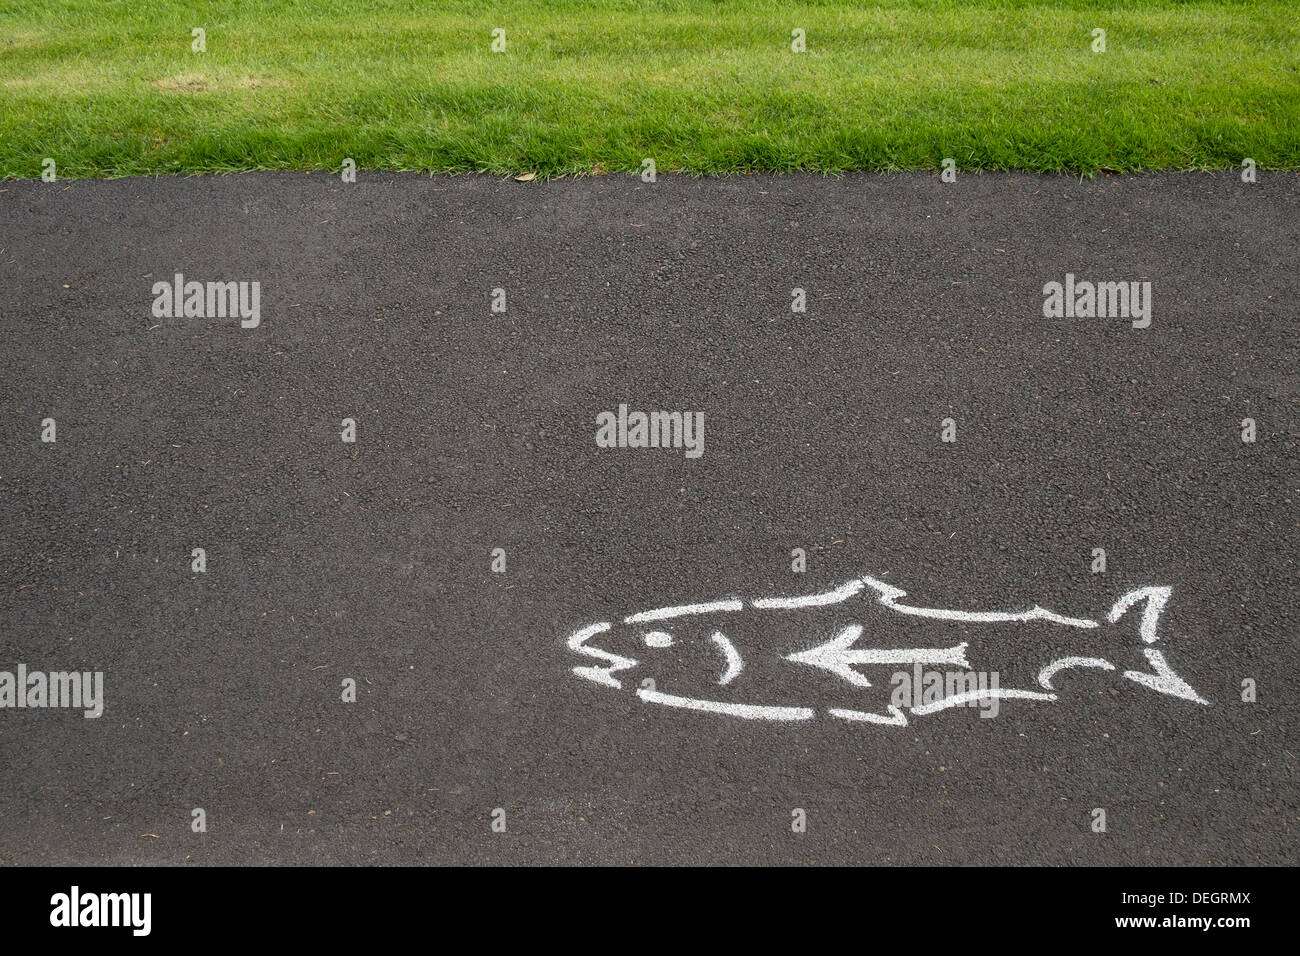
xmin=0 ymin=171 xmax=1296 ymax=865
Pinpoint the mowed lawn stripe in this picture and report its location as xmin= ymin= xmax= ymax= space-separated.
xmin=1 ymin=0 xmax=1297 ymax=177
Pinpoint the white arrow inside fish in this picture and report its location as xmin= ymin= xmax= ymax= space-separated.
xmin=784 ymin=624 xmax=972 ymax=687
xmin=565 ymin=574 xmax=1209 ymax=726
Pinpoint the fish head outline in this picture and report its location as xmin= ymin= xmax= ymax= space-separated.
xmin=566 ymin=614 xmax=747 ymax=692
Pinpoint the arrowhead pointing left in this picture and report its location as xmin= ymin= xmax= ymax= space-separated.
xmin=786 ymin=624 xmax=873 ymax=688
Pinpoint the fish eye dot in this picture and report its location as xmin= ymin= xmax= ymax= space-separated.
xmin=643 ymin=631 xmax=673 ymax=648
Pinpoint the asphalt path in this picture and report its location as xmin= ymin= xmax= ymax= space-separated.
xmin=0 ymin=171 xmax=1296 ymax=864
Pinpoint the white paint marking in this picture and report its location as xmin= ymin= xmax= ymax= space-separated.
xmin=861 ymin=575 xmax=1098 ymax=629
xmin=1124 ymin=648 xmax=1209 ymax=704
xmin=1107 ymin=587 xmax=1207 ymax=702
xmin=911 ymin=688 xmax=1057 ymax=716
xmin=1038 ymin=656 xmax=1116 ymax=689
xmin=751 ymin=578 xmax=865 ymax=610
xmin=637 ymin=687 xmax=813 ymax=722
xmin=570 ymin=576 xmax=1208 ymax=724
xmin=710 ymin=631 xmax=744 ymax=685
xmin=1107 ymin=586 xmax=1172 ymax=643
xmin=828 ymin=705 xmax=909 ymax=726
xmin=565 ymin=621 xmax=636 ymax=689
xmin=624 ymin=599 xmax=743 ymax=624
xmin=785 ymin=624 xmax=971 ymax=688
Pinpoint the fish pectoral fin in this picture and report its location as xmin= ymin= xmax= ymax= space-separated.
xmin=827 ymin=705 xmax=908 ymax=726
xmin=637 ymin=687 xmax=814 ymax=722
xmin=911 ymin=688 xmax=1057 ymax=716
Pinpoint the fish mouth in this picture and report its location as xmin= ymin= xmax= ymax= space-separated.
xmin=567 ymin=621 xmax=637 ymax=689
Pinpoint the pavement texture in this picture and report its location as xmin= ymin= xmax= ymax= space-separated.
xmin=0 ymin=171 xmax=1296 ymax=865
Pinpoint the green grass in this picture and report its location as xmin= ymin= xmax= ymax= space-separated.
xmin=1 ymin=0 xmax=1297 ymax=177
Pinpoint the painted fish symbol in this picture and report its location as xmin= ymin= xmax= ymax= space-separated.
xmin=565 ymin=575 xmax=1209 ymax=726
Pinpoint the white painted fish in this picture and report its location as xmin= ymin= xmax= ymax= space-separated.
xmin=565 ymin=575 xmax=1209 ymax=725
